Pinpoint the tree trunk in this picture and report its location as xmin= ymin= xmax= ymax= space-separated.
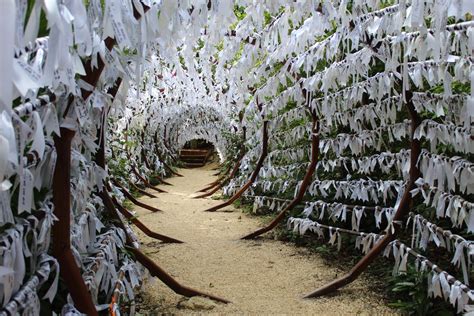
xmin=53 ymin=128 xmax=98 ymax=315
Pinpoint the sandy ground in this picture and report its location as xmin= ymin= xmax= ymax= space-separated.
xmin=132 ymin=164 xmax=395 ymax=315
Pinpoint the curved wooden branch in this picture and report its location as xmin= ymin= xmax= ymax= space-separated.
xmin=304 ymin=92 xmax=421 ymax=298
xmin=203 ymin=121 xmax=268 ymax=212
xmin=130 ymin=165 xmax=168 ymax=193
xmin=111 ymin=179 xmax=162 ymax=213
xmin=166 ymin=164 xmax=184 ymax=177
xmin=128 ymin=180 xmax=157 ymax=198
xmin=195 ymin=151 xmax=246 ymax=198
xmin=205 ymin=178 xmax=222 ymax=187
xmin=110 ymin=193 xmax=183 ymax=243
xmin=194 ymin=184 xmax=223 ymax=199
xmin=99 ymin=188 xmax=227 ymax=301
xmin=142 ymin=149 xmax=173 ymax=185
xmin=196 ymin=180 xmax=221 ymax=193
xmin=128 ymin=247 xmax=230 ymax=303
xmin=99 ymin=189 xmax=228 ymax=304
xmin=154 ymin=174 xmax=172 ymax=186
xmin=242 ymin=114 xmax=319 ymax=239
xmin=194 ymin=157 xmax=244 ymax=199
xmin=197 ymin=176 xmax=226 ymax=192
xmin=53 ymin=128 xmax=98 ymax=315
xmin=196 ymin=127 xmax=247 ymax=197
xmin=196 ymin=177 xmax=225 ymax=195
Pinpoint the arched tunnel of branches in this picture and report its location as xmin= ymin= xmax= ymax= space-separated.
xmin=0 ymin=0 xmax=473 ymax=315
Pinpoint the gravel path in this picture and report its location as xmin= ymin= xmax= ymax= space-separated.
xmin=133 ymin=164 xmax=395 ymax=315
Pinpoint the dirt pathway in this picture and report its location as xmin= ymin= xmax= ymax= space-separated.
xmin=133 ymin=164 xmax=394 ymax=315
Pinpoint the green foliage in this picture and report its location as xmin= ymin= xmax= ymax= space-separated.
xmin=232 ymin=198 xmax=253 ymax=213
xmin=229 ymin=5 xmax=246 ymax=30
xmin=149 ymin=174 xmax=162 ymax=186
xmin=388 ymin=269 xmax=433 ymax=315
xmin=221 ymin=127 xmax=243 ymax=161
xmin=26 ymin=1 xmax=49 ymax=37
xmin=122 ymin=199 xmax=134 ymax=210
xmin=380 ymin=0 xmax=398 ymax=9
xmin=215 ymin=40 xmax=224 ymax=52
xmin=195 ymin=38 xmax=205 ymax=51
xmin=277 ymin=100 xmax=298 ymax=116
xmin=388 ymin=266 xmax=454 ymax=315
xmin=430 ymin=81 xmax=471 ymax=95
xmin=217 ymin=125 xmax=245 ymax=185
xmin=108 ymin=156 xmax=131 ymax=180
xmin=234 ymin=5 xmax=246 ymax=21
xmin=253 ymin=53 xmax=268 ymax=70
xmin=178 ymin=54 xmax=187 ymax=71
xmin=211 ymin=195 xmax=225 ymax=200
xmin=263 ymin=11 xmax=273 ymax=27
xmin=228 ymin=42 xmax=245 ymax=66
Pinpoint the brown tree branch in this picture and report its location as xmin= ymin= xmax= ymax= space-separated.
xmin=53 ymin=128 xmax=98 ymax=315
xmin=242 ymin=112 xmax=320 ymax=239
xmin=195 ymin=127 xmax=247 ymax=197
xmin=130 ymin=165 xmax=168 ymax=193
xmin=128 ymin=247 xmax=231 ymax=303
xmin=110 ymin=179 xmax=162 ymax=213
xmin=128 ymin=180 xmax=157 ymax=198
xmin=304 ymin=91 xmax=421 ymax=298
xmin=203 ymin=122 xmax=268 ymax=212
xmin=109 ymin=192 xmax=183 ymax=243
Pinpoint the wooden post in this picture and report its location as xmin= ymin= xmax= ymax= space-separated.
xmin=53 ymin=128 xmax=98 ymax=315
xmin=195 ymin=126 xmax=247 ymax=197
xmin=128 ymin=180 xmax=157 ymax=198
xmin=111 ymin=179 xmax=162 ymax=212
xmin=128 ymin=247 xmax=230 ymax=303
xmin=203 ymin=121 xmax=268 ymax=212
xmin=130 ymin=165 xmax=168 ymax=193
xmin=242 ymin=112 xmax=319 ymax=239
xmin=304 ymin=92 xmax=421 ymax=298
xmin=194 ymin=151 xmax=246 ymax=199
xmin=109 ymin=192 xmax=183 ymax=243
